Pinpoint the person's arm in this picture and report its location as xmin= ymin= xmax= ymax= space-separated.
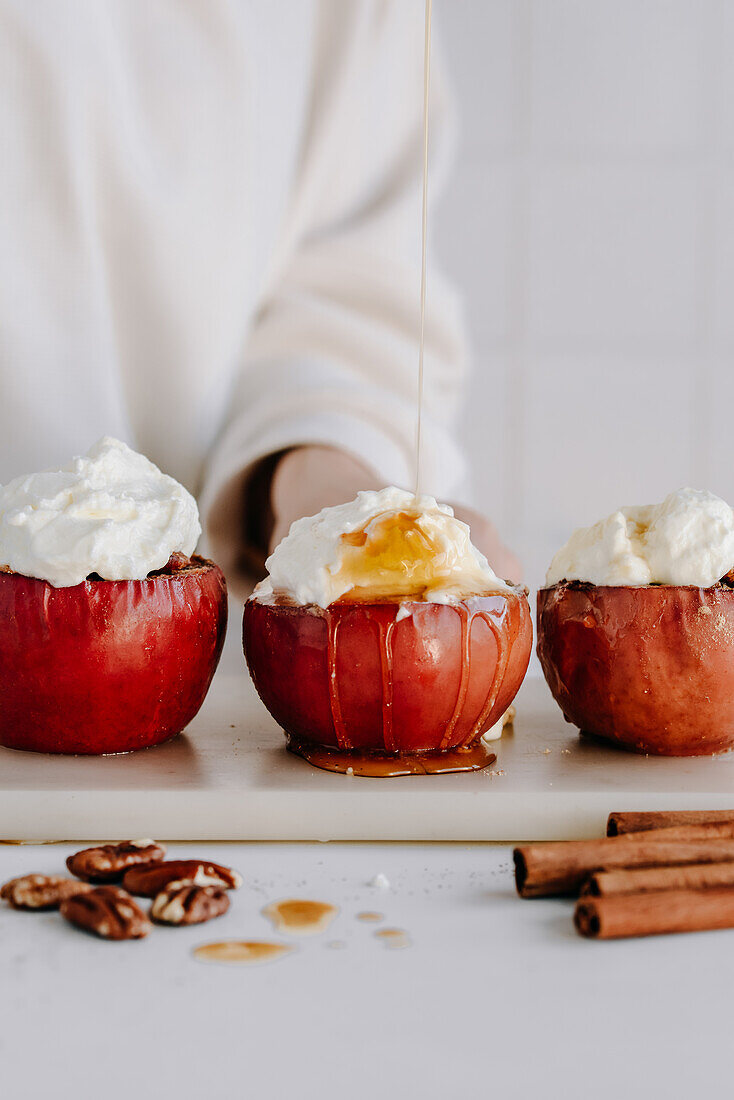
xmin=199 ymin=2 xmax=518 ymax=588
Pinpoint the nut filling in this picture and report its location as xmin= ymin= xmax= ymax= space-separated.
xmin=60 ymin=886 xmax=152 ymax=940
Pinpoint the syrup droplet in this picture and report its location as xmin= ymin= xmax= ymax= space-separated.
xmin=375 ymin=928 xmax=411 ymax=950
xmin=193 ymin=941 xmax=293 ymax=966
xmin=356 ymin=911 xmax=384 ymax=923
xmin=262 ymin=899 xmax=339 ymax=936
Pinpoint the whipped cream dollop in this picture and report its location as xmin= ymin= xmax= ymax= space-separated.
xmin=260 ymin=486 xmax=509 ymax=608
xmin=546 ymin=488 xmax=734 ymax=588
xmin=0 ymin=437 xmax=201 ymax=586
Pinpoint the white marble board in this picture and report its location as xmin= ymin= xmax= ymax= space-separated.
xmin=3 ymin=670 xmax=734 ymax=842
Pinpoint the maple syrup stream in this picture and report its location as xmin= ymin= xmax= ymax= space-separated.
xmin=287 ymin=1 xmax=508 ymax=777
xmin=414 ymin=0 xmax=432 ymax=499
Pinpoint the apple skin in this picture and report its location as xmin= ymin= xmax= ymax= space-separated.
xmin=243 ymin=590 xmax=532 ymax=754
xmin=0 ymin=557 xmax=227 ymax=754
xmin=537 ymin=582 xmax=734 ymax=755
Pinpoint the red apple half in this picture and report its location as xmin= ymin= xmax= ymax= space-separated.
xmin=0 ymin=556 xmax=227 ymax=754
xmin=243 ymin=588 xmax=532 ymax=756
xmin=537 ymin=581 xmax=734 ymax=756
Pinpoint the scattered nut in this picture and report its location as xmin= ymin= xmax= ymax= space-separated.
xmin=66 ymin=840 xmax=166 ymax=883
xmin=1 ymin=874 xmax=94 ymax=911
xmin=60 ymin=886 xmax=152 ymax=940
xmin=151 ymin=883 xmax=230 ymax=926
xmin=123 ymin=860 xmax=242 ymax=898
xmin=6 ymin=842 xmax=241 ymax=944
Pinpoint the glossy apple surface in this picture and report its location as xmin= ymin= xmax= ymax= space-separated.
xmin=243 ymin=590 xmax=532 ymax=754
xmin=537 ymin=582 xmax=734 ymax=755
xmin=0 ymin=557 xmax=227 ymax=754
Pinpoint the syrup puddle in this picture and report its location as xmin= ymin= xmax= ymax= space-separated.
xmin=374 ymin=928 xmax=412 ymax=950
xmin=287 ymin=738 xmax=497 ymax=777
xmin=193 ymin=941 xmax=293 ymax=966
xmin=263 ymin=898 xmax=339 ymax=936
xmin=356 ymin=911 xmax=384 ymax=923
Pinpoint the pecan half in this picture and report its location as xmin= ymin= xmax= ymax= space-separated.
xmin=66 ymin=840 xmax=166 ymax=883
xmin=123 ymin=860 xmax=242 ymax=898
xmin=1 ymin=874 xmax=94 ymax=911
xmin=60 ymin=886 xmax=151 ymax=940
xmin=151 ymin=883 xmax=230 ymax=926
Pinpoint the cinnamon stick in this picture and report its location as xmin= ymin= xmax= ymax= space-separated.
xmin=607 ymin=809 xmax=734 ymax=836
xmin=514 ymin=835 xmax=734 ymax=897
xmin=574 ymin=887 xmax=734 ymax=940
xmin=582 ymin=861 xmax=734 ymax=897
xmin=615 ymin=821 xmax=734 ymax=840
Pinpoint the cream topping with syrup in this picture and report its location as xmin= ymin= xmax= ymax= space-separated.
xmin=259 ymin=487 xmax=509 ymax=609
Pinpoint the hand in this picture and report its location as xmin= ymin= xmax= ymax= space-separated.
xmin=268 ymin=445 xmax=522 ymax=583
xmin=269 ymin=446 xmax=382 ymax=551
xmin=448 ymin=503 xmax=522 ymax=584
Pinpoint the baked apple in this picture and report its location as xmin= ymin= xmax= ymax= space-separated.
xmin=0 ymin=555 xmax=227 ymax=754
xmin=538 ymin=581 xmax=734 ymax=756
xmin=0 ymin=437 xmax=227 ymax=754
xmin=243 ymin=487 xmax=532 ymax=774
xmin=537 ymin=489 xmax=734 ymax=756
xmin=244 ymin=589 xmax=531 ymax=773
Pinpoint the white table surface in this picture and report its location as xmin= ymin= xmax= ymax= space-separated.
xmin=4 ymin=619 xmax=733 ymax=1096
xmin=2 ymin=838 xmax=732 ymax=1100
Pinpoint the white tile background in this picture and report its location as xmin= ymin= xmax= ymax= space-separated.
xmin=434 ymin=0 xmax=734 ymax=591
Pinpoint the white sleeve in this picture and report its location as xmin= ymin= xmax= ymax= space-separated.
xmin=200 ymin=1 xmax=468 ymax=580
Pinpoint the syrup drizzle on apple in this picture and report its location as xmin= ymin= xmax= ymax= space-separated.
xmin=326 ymin=617 xmax=349 ymax=750
xmin=466 ymin=612 xmax=511 ymax=747
xmin=378 ymin=618 xmax=397 ymax=753
xmin=291 ymin=601 xmax=510 ymax=776
xmin=438 ymin=605 xmax=470 ymax=749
